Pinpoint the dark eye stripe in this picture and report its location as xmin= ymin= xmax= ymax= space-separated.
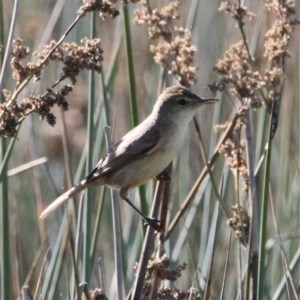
xmin=177 ymin=98 xmax=187 ymax=105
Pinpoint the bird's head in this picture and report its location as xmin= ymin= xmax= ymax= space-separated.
xmin=153 ymin=85 xmax=219 ymax=122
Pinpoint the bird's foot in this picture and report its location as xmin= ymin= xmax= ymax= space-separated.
xmin=122 ymin=196 xmax=161 ymax=231
xmin=156 ymin=169 xmax=170 ymax=182
xmin=143 ymin=216 xmax=160 ymax=231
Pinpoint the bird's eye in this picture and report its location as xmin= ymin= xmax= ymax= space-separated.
xmin=177 ymin=98 xmax=187 ymax=105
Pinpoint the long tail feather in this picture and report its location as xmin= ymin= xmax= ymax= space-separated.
xmin=40 ymin=183 xmax=86 ymax=219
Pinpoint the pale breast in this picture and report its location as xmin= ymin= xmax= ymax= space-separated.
xmin=105 ymin=122 xmax=188 ymax=189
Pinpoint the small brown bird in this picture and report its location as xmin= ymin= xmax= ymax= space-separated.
xmin=40 ymin=85 xmax=218 ymax=229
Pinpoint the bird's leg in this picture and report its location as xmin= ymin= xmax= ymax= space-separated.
xmin=120 ymin=189 xmax=160 ymax=231
xmin=156 ymin=168 xmax=171 ymax=181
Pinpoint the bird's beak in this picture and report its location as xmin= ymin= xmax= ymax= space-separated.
xmin=197 ymin=97 xmax=220 ymax=105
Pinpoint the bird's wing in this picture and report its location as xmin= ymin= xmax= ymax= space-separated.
xmin=85 ymin=124 xmax=161 ymax=183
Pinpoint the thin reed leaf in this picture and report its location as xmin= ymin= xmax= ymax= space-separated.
xmin=104 ymin=18 xmax=123 ymax=95
xmin=42 ymin=216 xmax=69 ymax=298
xmin=7 ymin=157 xmax=47 ymax=176
xmin=68 ymin=223 xmax=81 ymax=300
xmin=186 ymin=0 xmax=200 ymax=29
xmin=0 ymin=134 xmax=18 ymax=181
xmin=220 ymin=232 xmax=232 ymax=300
xmin=0 ymin=137 xmax=10 ymax=300
xmin=0 ymin=0 xmax=3 ymax=66
xmin=122 ymin=5 xmax=138 ymax=127
xmin=272 ymin=247 xmax=300 ymax=300
xmin=0 ymin=3 xmax=20 ymax=297
xmin=0 ymin=0 xmax=19 ymax=93
xmin=104 ymin=126 xmax=125 ymax=300
xmin=60 ymin=108 xmax=73 ymax=188
xmin=257 ymin=105 xmax=274 ymax=299
xmin=33 ymin=246 xmax=51 ymax=300
xmin=82 ymin=11 xmax=97 ymax=282
xmin=269 ymin=189 xmax=299 ymax=299
xmin=193 ymin=117 xmax=227 ymax=215
xmin=89 ymin=187 xmax=105 ymax=269
xmin=202 ymin=202 xmax=220 ymax=297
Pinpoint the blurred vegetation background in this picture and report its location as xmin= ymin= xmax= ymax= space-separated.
xmin=0 ymin=0 xmax=299 ymax=299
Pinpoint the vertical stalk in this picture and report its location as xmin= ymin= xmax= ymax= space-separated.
xmin=0 ymin=1 xmax=20 ymax=298
xmin=0 ymin=139 xmax=9 ymax=300
xmin=245 ymin=112 xmax=259 ymax=299
xmin=83 ymin=11 xmax=96 ymax=282
xmin=122 ymin=5 xmax=148 ymax=231
xmin=257 ymin=105 xmax=273 ymax=299
xmin=122 ymin=5 xmax=139 ymax=127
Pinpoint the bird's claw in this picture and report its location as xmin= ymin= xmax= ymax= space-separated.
xmin=156 ymin=169 xmax=171 ymax=182
xmin=143 ymin=217 xmax=160 ymax=231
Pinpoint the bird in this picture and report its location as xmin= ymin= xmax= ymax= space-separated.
xmin=40 ymin=85 xmax=219 ymax=229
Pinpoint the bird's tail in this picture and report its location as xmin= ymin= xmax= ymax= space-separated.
xmin=40 ymin=182 xmax=86 ymax=219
